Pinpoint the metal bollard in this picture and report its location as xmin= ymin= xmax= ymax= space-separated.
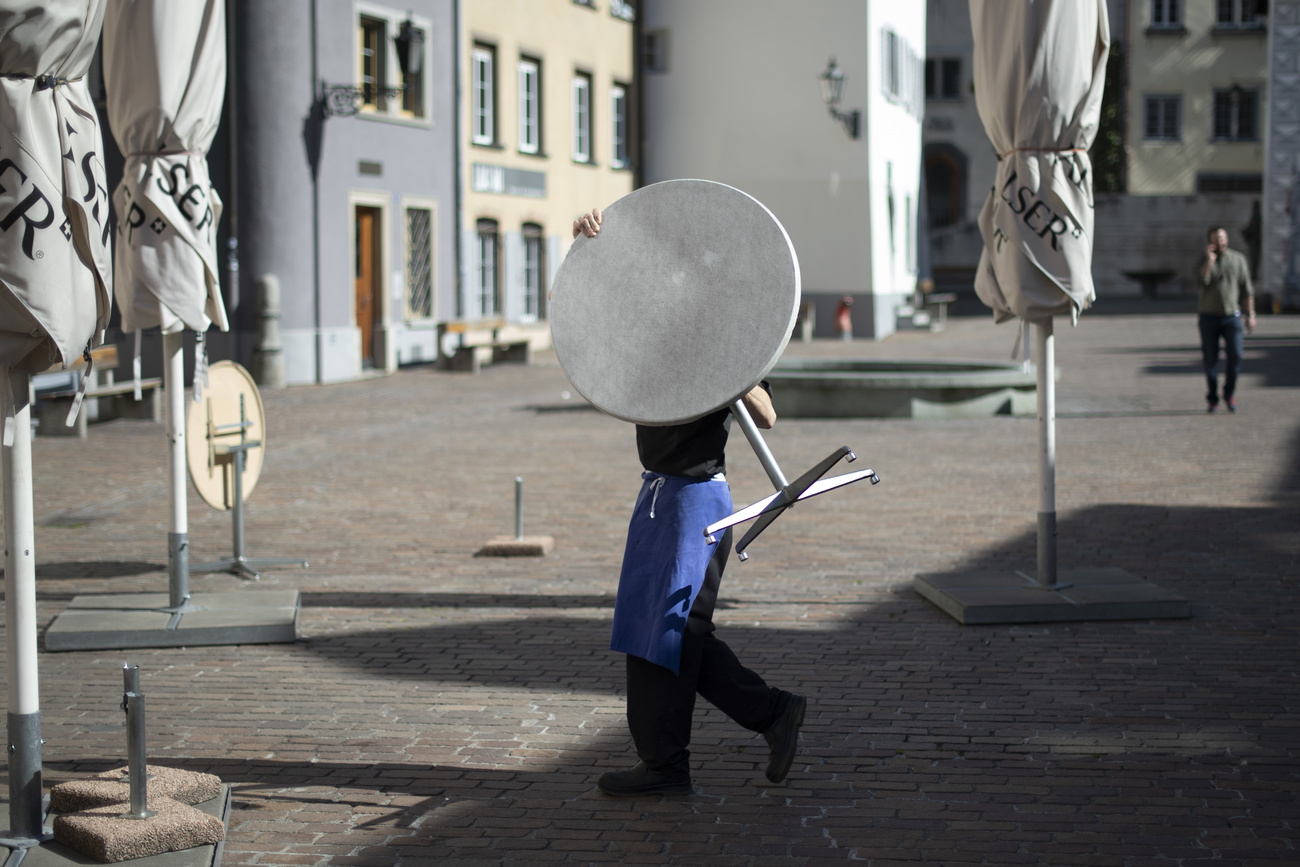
xmin=514 ymin=477 xmax=524 ymax=540
xmin=121 ymin=665 xmax=154 ymax=819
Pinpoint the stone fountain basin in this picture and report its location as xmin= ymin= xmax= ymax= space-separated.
xmin=766 ymin=358 xmax=1047 ymax=419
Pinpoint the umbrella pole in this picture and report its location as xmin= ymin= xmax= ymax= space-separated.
xmin=1037 ymin=318 xmax=1057 ymax=587
xmin=1 ymin=367 xmax=48 ymax=845
xmin=164 ymin=332 xmax=191 ymax=610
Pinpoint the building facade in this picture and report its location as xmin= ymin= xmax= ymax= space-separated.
xmin=923 ymin=0 xmax=1269 ymax=302
xmin=640 ymin=0 xmax=925 ymax=339
xmin=1262 ymin=0 xmax=1300 ymax=308
xmin=920 ymin=0 xmax=996 ymax=287
xmin=458 ymin=0 xmax=636 ymax=356
xmin=231 ymin=1 xmax=457 ymax=384
xmin=1127 ymin=0 xmax=1267 ymax=196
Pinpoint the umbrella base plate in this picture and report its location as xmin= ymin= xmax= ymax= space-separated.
xmin=913 ymin=568 xmax=1190 ymax=625
xmin=43 ymin=591 xmax=299 ymax=651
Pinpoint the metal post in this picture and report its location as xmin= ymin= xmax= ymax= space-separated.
xmin=514 ymin=477 xmax=524 ymax=540
xmin=2 ymin=367 xmax=47 ymax=847
xmin=730 ymin=399 xmax=789 ymax=489
xmin=231 ymin=446 xmax=246 ymax=561
xmin=163 ymin=332 xmax=190 ymax=610
xmin=1037 ymin=318 xmax=1057 ymax=587
xmin=121 ymin=665 xmax=153 ymax=819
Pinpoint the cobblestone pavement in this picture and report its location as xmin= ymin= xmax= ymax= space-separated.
xmin=3 ymin=307 xmax=1298 ymax=865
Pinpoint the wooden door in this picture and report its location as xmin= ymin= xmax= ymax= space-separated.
xmin=354 ymin=206 xmax=381 ymax=363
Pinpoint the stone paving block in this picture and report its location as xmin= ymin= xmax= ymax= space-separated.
xmin=4 ymin=312 xmax=1298 ymax=864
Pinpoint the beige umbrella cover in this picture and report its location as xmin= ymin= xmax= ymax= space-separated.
xmin=103 ymin=0 xmax=227 ymax=334
xmin=970 ymin=0 xmax=1109 ymax=324
xmin=0 ymin=0 xmax=113 ymax=371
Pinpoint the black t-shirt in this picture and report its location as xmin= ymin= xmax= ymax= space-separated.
xmin=634 ymin=382 xmax=771 ymax=480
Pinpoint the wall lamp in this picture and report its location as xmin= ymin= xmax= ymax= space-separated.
xmin=818 ymin=57 xmax=860 ymax=140
xmin=321 ymin=17 xmax=424 ymax=117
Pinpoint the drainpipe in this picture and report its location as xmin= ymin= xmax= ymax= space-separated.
xmin=225 ymin=0 xmax=240 ymax=364
xmin=310 ymin=0 xmax=323 ymax=384
xmin=452 ymin=0 xmax=463 ymax=323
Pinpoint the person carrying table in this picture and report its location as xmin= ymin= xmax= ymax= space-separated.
xmin=573 ymin=208 xmax=807 ymax=797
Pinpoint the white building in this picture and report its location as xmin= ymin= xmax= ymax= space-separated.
xmin=639 ymin=0 xmax=925 ymax=338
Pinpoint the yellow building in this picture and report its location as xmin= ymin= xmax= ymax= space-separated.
xmin=456 ymin=0 xmax=636 ymax=355
xmin=1127 ymin=0 xmax=1267 ymax=195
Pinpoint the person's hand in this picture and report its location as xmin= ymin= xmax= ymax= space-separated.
xmin=1245 ymin=312 xmax=1256 ymax=334
xmin=573 ymin=207 xmax=602 ymax=239
xmin=1205 ymin=245 xmax=1217 ymax=263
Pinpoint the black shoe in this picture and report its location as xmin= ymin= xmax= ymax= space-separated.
xmin=596 ymin=761 xmax=692 ymax=797
xmin=762 ymin=691 xmax=807 ymax=784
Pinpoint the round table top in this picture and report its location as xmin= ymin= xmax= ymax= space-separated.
xmin=186 ymin=361 xmax=265 ymax=511
xmin=549 ymin=179 xmax=801 ymax=425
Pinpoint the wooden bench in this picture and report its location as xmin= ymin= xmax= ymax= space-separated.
xmin=33 ymin=344 xmax=162 ymax=438
xmin=436 ymin=319 xmax=532 ymax=373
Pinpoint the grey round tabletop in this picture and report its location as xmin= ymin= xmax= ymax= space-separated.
xmin=549 ymin=179 xmax=801 ymax=426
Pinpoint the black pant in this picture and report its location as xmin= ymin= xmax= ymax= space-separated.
xmin=1198 ymin=313 xmax=1244 ymax=404
xmin=625 ymin=528 xmax=780 ymax=774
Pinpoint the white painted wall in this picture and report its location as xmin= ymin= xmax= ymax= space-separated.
xmin=866 ymin=2 xmax=926 ymax=337
xmin=642 ymin=0 xmax=924 ymax=338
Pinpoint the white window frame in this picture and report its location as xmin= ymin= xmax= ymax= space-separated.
xmin=521 ymin=224 xmax=545 ymax=322
xmin=1143 ymin=94 xmax=1181 ymax=141
xmin=1150 ymin=0 xmax=1181 ymax=28
xmin=518 ymin=58 xmax=540 ymax=155
xmin=610 ymin=83 xmax=628 ymax=169
xmin=475 ymin=219 xmax=499 ymax=319
xmin=572 ymin=73 xmax=592 ymax=163
xmin=472 ymin=44 xmax=495 ymax=145
xmin=1216 ymin=0 xmax=1265 ymax=27
xmin=402 ymin=197 xmax=438 ymax=322
xmin=355 ymin=3 xmax=432 ymax=125
xmin=1212 ymin=87 xmax=1260 ymax=142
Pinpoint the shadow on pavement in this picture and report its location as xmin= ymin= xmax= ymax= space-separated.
xmin=34 ymin=560 xmax=165 ymax=580
xmin=302 ymin=591 xmax=619 ymax=609
xmin=40 ymin=490 xmax=1299 ymax=861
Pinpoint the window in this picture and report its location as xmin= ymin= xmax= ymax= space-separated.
xmin=476 ymin=219 xmax=499 ymax=318
xmin=399 ymin=26 xmax=425 ymax=119
xmin=522 ymin=223 xmax=545 ymax=321
xmin=1217 ymin=0 xmax=1266 ymax=27
xmin=883 ymin=30 xmax=900 ymax=100
xmin=925 ymin=57 xmax=961 ymax=100
xmin=572 ymin=72 xmax=592 ymax=162
xmin=610 ymin=83 xmax=628 ymax=168
xmin=1150 ymin=0 xmax=1181 ymax=27
xmin=518 ymin=58 xmax=541 ymax=154
xmin=357 ymin=7 xmax=431 ymax=121
xmin=881 ymin=27 xmax=923 ymax=118
xmin=1143 ymin=95 xmax=1181 ymax=140
xmin=610 ymin=0 xmax=636 ymax=21
xmin=1197 ymin=173 xmax=1263 ymax=193
xmin=1213 ymin=87 xmax=1260 ymax=141
xmin=360 ymin=17 xmax=387 ymax=111
xmin=472 ymin=44 xmax=496 ymax=145
xmin=643 ymin=30 xmax=668 ymax=73
xmin=405 ymin=207 xmax=434 ymax=320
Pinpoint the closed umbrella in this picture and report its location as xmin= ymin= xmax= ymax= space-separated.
xmin=102 ymin=0 xmax=227 ymax=609
xmin=970 ymin=0 xmax=1109 ymax=584
xmin=0 ymin=0 xmax=112 ymax=843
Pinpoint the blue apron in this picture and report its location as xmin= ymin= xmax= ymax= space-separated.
xmin=610 ymin=471 xmax=732 ymax=674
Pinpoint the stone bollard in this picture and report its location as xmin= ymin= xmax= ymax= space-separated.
xmin=252 ymin=274 xmax=286 ymax=388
